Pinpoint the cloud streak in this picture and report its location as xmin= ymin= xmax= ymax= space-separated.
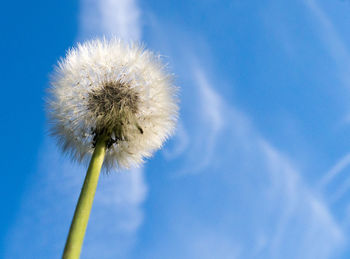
xmin=319 ymin=153 xmax=350 ymax=188
xmin=152 ymin=28 xmax=345 ymax=256
xmin=195 ymin=67 xmax=344 ymax=258
xmin=304 ymin=0 xmax=350 ymax=86
xmin=79 ymin=0 xmax=141 ymax=40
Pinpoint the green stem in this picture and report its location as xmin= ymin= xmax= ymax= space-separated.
xmin=62 ymin=137 xmax=107 ymax=259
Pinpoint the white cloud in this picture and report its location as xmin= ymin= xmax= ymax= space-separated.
xmin=304 ymin=0 xmax=350 ymax=86
xmin=319 ymin=153 xmax=350 ymax=188
xmin=174 ymin=67 xmax=225 ymax=174
xmin=260 ymin=140 xmax=344 ymax=258
xmin=194 ymin=67 xmax=225 ymax=132
xmin=157 ymin=45 xmax=345 ymax=257
xmin=79 ymin=0 xmax=141 ymax=40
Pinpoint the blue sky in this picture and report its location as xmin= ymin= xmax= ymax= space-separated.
xmin=2 ymin=0 xmax=350 ymax=258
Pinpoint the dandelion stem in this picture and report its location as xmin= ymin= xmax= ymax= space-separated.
xmin=62 ymin=136 xmax=107 ymax=259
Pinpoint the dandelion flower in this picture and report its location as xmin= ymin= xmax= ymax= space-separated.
xmin=46 ymin=38 xmax=178 ymax=259
xmin=48 ymin=38 xmax=178 ymax=170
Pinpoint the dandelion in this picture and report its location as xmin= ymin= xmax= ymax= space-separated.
xmin=46 ymin=38 xmax=178 ymax=259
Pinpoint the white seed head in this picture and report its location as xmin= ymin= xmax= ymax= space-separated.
xmin=47 ymin=38 xmax=178 ymax=170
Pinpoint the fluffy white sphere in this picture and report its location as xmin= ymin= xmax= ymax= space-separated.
xmin=47 ymin=38 xmax=178 ymax=170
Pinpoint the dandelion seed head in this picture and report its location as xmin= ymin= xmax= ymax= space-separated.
xmin=47 ymin=38 xmax=178 ymax=170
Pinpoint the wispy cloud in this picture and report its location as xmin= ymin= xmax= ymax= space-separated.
xmin=319 ymin=153 xmax=350 ymax=188
xmin=144 ymin=3 xmax=349 ymax=259
xmin=260 ymin=141 xmax=344 ymax=258
xmin=79 ymin=0 xmax=141 ymax=40
xmin=152 ymin=26 xmax=345 ymax=256
xmin=304 ymin=0 xmax=350 ymax=86
xmin=173 ymin=66 xmax=225 ymax=174
xmin=194 ymin=68 xmax=345 ymax=258
xmin=318 ymin=153 xmax=350 ymax=203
